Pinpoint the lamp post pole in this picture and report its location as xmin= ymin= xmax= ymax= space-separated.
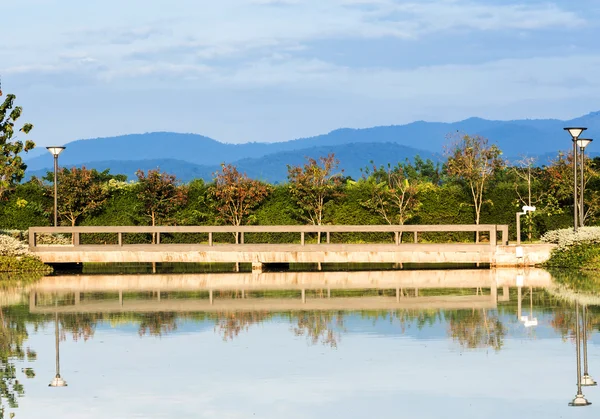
xmin=570 ymin=300 xmax=591 ymax=406
xmin=582 ymin=305 xmax=597 ymax=386
xmin=46 ymin=147 xmax=66 ymax=227
xmin=564 ymin=128 xmax=587 ymax=232
xmin=577 ymin=139 xmax=593 ymax=227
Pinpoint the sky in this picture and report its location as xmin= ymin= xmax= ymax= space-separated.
xmin=2 ymin=0 xmax=600 ymax=146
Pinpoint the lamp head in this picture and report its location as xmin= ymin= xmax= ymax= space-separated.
xmin=564 ymin=127 xmax=587 ymax=140
xmin=46 ymin=146 xmax=66 ymax=157
xmin=577 ymin=138 xmax=593 ymax=150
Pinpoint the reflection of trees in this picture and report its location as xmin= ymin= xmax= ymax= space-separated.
xmin=447 ymin=309 xmax=506 ymax=351
xmin=550 ymin=307 xmax=599 ymax=342
xmin=215 ymin=311 xmax=270 ymax=341
xmin=60 ymin=314 xmax=101 ymax=342
xmin=0 ymin=309 xmax=36 ymax=419
xmin=293 ymin=311 xmax=344 ymax=348
xmin=137 ymin=313 xmax=177 ymax=337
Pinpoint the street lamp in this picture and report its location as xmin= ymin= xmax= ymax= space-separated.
xmin=46 ymin=146 xmax=66 ymax=227
xmin=576 ymin=138 xmax=593 ymax=227
xmin=49 ymin=307 xmax=67 ymax=387
xmin=564 ymin=128 xmax=587 ymax=232
xmin=569 ymin=301 xmax=591 ymax=406
xmin=581 ymin=305 xmax=597 ymax=387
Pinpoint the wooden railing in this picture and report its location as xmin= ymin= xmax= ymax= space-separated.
xmin=29 ymin=224 xmax=509 ymax=250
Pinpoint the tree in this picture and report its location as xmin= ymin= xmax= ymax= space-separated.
xmin=0 ymin=93 xmax=34 ymax=199
xmin=287 ymin=154 xmax=343 ymax=242
xmin=544 ymin=152 xmax=600 ymax=225
xmin=445 ymin=134 xmax=504 ymax=241
xmin=359 ymin=161 xmax=423 ymax=227
xmin=49 ymin=167 xmax=110 ymax=227
xmin=208 ymin=164 xmax=271 ymax=243
xmin=135 ymin=169 xmax=187 ymax=228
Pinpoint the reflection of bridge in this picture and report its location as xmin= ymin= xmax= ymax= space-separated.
xmin=26 ymin=225 xmax=554 ymax=268
xmin=28 ymin=268 xmax=553 ymax=314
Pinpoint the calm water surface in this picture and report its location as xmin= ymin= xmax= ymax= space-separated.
xmin=1 ymin=268 xmax=599 ymax=418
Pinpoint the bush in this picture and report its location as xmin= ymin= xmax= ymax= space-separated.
xmin=541 ymin=227 xmax=600 ymax=249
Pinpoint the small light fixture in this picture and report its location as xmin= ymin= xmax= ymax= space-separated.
xmin=564 ymin=127 xmax=587 ymax=140
xmin=576 ymin=138 xmax=593 ymax=150
xmin=46 ymin=146 xmax=66 ymax=157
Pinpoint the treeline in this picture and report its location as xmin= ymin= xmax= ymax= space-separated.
xmin=2 ymin=133 xmax=596 ymax=242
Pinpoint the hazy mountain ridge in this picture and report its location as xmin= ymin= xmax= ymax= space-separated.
xmin=24 ymin=111 xmax=600 ymax=182
xmin=27 ymin=143 xmax=439 ymax=183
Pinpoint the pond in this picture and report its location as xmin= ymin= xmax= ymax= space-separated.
xmin=0 ymin=268 xmax=598 ymax=418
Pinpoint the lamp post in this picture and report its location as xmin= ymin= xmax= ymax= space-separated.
xmin=46 ymin=146 xmax=66 ymax=227
xmin=49 ymin=303 xmax=67 ymax=387
xmin=569 ymin=300 xmax=591 ymax=406
xmin=576 ymin=138 xmax=593 ymax=227
xmin=581 ymin=305 xmax=597 ymax=386
xmin=564 ymin=128 xmax=587 ymax=232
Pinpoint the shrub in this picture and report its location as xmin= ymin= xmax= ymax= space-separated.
xmin=541 ymin=227 xmax=600 ymax=249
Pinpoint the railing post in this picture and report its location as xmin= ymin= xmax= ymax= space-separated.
xmin=73 ymin=231 xmax=80 ymax=246
xmin=240 ymin=232 xmax=244 ymax=244
xmin=413 ymin=231 xmax=418 ymax=243
xmin=501 ymin=225 xmax=508 ymax=245
xmin=208 ymin=232 xmax=213 ymax=246
xmin=301 ymin=232 xmax=305 ymax=246
xmin=28 ymin=229 xmax=36 ymax=250
xmin=326 ymin=231 xmax=330 ymax=244
xmin=156 ymin=232 xmax=160 ymax=244
xmin=490 ymin=226 xmax=497 ymax=247
xmin=118 ymin=232 xmax=123 ymax=246
xmin=395 ymin=232 xmax=399 ymax=245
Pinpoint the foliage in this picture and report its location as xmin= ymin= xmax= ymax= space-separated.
xmin=0 ymin=94 xmax=35 ymax=200
xmin=135 ymin=169 xmax=188 ymax=227
xmin=357 ymin=162 xmax=422 ymax=226
xmin=0 ymin=256 xmax=51 ymax=273
xmin=208 ymin=163 xmax=271 ymax=228
xmin=445 ymin=134 xmax=504 ymax=228
xmin=287 ymin=154 xmax=344 ymax=227
xmin=49 ymin=167 xmax=111 ymax=227
xmin=0 ymin=236 xmax=30 ymax=258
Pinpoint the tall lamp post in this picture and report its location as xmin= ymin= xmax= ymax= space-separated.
xmin=564 ymin=128 xmax=587 ymax=232
xmin=46 ymin=146 xmax=66 ymax=227
xmin=569 ymin=300 xmax=591 ymax=406
xmin=49 ymin=301 xmax=67 ymax=387
xmin=576 ymin=138 xmax=593 ymax=227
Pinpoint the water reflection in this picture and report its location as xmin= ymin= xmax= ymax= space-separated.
xmin=0 ymin=268 xmax=598 ymax=418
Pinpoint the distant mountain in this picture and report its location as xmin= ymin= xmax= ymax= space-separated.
xmin=24 ymin=111 xmax=600 ymax=182
xmin=27 ymin=143 xmax=440 ymax=183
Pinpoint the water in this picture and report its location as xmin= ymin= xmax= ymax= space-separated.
xmin=1 ymin=268 xmax=599 ymax=418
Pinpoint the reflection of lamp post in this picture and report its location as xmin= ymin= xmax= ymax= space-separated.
xmin=49 ymin=305 xmax=67 ymax=387
xmin=519 ymin=286 xmax=537 ymax=327
xmin=569 ymin=301 xmax=590 ymax=406
xmin=46 ymin=146 xmax=66 ymax=227
xmin=564 ymin=128 xmax=587 ymax=232
xmin=581 ymin=305 xmax=597 ymax=387
xmin=576 ymin=138 xmax=593 ymax=227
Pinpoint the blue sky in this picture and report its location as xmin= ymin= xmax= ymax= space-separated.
xmin=2 ymin=0 xmax=600 ymax=146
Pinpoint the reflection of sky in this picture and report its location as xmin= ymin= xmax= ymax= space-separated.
xmin=9 ymin=311 xmax=600 ymax=418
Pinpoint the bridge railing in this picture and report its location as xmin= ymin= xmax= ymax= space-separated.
xmin=29 ymin=224 xmax=509 ymax=250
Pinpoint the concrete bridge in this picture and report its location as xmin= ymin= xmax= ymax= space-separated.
xmin=27 ymin=268 xmax=553 ymax=314
xmin=28 ymin=224 xmax=554 ymax=269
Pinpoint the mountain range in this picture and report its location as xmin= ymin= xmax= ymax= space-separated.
xmin=25 ymin=111 xmax=600 ymax=183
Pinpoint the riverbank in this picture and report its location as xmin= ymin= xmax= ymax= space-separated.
xmin=542 ymin=227 xmax=600 ymax=270
xmin=0 ymin=234 xmax=52 ymax=275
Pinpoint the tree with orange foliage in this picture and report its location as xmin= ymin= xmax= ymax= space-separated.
xmin=208 ymin=163 xmax=271 ymax=243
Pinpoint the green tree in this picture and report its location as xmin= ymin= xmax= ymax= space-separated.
xmin=49 ymin=167 xmax=111 ymax=227
xmin=358 ymin=162 xmax=424 ymax=227
xmin=0 ymin=94 xmax=34 ymax=200
xmin=287 ymin=154 xmax=343 ymax=242
xmin=446 ymin=134 xmax=504 ymax=241
xmin=135 ymin=169 xmax=188 ymax=228
xmin=208 ymin=164 xmax=271 ymax=243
